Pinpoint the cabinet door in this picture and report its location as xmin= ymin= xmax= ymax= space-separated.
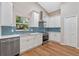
xmin=30 ymin=35 xmax=37 ymax=48
xmin=43 ymin=16 xmax=49 ymax=27
xmin=13 ymin=37 xmax=20 ymax=55
xmin=49 ymin=32 xmax=55 ymax=41
xmin=30 ymin=12 xmax=40 ymax=27
xmin=0 ymin=37 xmax=20 ymax=56
xmin=54 ymin=33 xmax=61 ymax=43
xmin=20 ymin=36 xmax=30 ymax=52
xmin=1 ymin=2 xmax=13 ymax=26
xmin=35 ymin=35 xmax=42 ymax=46
xmin=0 ymin=39 xmax=9 ymax=56
xmin=6 ymin=37 xmax=20 ymax=56
xmin=7 ymin=39 xmax=14 ymax=56
xmin=49 ymin=32 xmax=61 ymax=43
xmin=25 ymin=39 xmax=31 ymax=51
xmin=49 ymin=16 xmax=61 ymax=27
xmin=28 ymin=38 xmax=34 ymax=49
xmin=32 ymin=35 xmax=42 ymax=47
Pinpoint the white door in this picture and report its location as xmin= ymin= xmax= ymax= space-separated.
xmin=64 ymin=16 xmax=77 ymax=47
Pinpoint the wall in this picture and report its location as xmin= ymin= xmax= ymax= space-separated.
xmin=0 ymin=3 xmax=1 ymax=26
xmin=0 ymin=26 xmax=1 ymax=36
xmin=61 ymin=2 xmax=79 ymax=17
xmin=13 ymin=2 xmax=61 ymax=34
xmin=48 ymin=9 xmax=60 ymax=16
xmin=1 ymin=2 xmax=48 ymax=35
xmin=13 ymin=2 xmax=48 ymax=26
xmin=61 ymin=2 xmax=79 ymax=44
xmin=1 ymin=2 xmax=61 ymax=35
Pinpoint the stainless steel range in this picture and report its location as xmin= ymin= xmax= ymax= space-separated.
xmin=42 ymin=32 xmax=49 ymax=44
xmin=39 ymin=11 xmax=49 ymax=44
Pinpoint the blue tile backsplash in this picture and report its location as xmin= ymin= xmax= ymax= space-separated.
xmin=1 ymin=26 xmax=61 ymax=35
xmin=1 ymin=26 xmax=16 ymax=35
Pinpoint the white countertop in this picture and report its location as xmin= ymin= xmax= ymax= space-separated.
xmin=0 ymin=33 xmax=42 ymax=39
xmin=20 ymin=33 xmax=43 ymax=36
xmin=0 ymin=34 xmax=20 ymax=39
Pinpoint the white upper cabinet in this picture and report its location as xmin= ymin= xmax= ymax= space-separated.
xmin=49 ymin=15 xmax=61 ymax=27
xmin=43 ymin=16 xmax=49 ymax=27
xmin=0 ymin=3 xmax=1 ymax=26
xmin=29 ymin=12 xmax=40 ymax=27
xmin=0 ymin=2 xmax=13 ymax=26
xmin=43 ymin=15 xmax=61 ymax=28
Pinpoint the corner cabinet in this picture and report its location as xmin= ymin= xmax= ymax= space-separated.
xmin=0 ymin=2 xmax=13 ymax=26
xmin=0 ymin=36 xmax=20 ymax=56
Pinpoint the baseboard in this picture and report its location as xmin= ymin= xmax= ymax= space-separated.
xmin=49 ymin=40 xmax=64 ymax=45
xmin=75 ymin=46 xmax=79 ymax=49
xmin=59 ymin=42 xmax=67 ymax=45
xmin=76 ymin=47 xmax=79 ymax=49
xmin=49 ymin=40 xmax=79 ymax=49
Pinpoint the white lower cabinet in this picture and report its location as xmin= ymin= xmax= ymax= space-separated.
xmin=20 ymin=36 xmax=30 ymax=53
xmin=49 ymin=32 xmax=61 ymax=43
xmin=33 ymin=35 xmax=42 ymax=47
xmin=20 ymin=34 xmax=42 ymax=53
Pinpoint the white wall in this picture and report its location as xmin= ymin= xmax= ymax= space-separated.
xmin=61 ymin=2 xmax=79 ymax=17
xmin=61 ymin=2 xmax=79 ymax=44
xmin=13 ymin=2 xmax=48 ymax=26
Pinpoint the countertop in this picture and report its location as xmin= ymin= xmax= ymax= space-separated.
xmin=0 ymin=33 xmax=42 ymax=39
xmin=20 ymin=33 xmax=43 ymax=36
xmin=0 ymin=34 xmax=20 ymax=39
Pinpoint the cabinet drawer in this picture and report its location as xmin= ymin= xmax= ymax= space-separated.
xmin=0 ymin=37 xmax=20 ymax=56
xmin=0 ymin=39 xmax=9 ymax=56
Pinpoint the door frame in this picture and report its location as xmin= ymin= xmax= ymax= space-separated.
xmin=63 ymin=16 xmax=78 ymax=48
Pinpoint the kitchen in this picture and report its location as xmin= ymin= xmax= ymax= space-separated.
xmin=0 ymin=2 xmax=79 ymax=56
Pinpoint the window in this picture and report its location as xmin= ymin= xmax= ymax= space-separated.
xmin=16 ymin=16 xmax=29 ymax=31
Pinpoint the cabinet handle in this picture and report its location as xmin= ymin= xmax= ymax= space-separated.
xmin=1 ymin=41 xmax=7 ymax=43
xmin=9 ymin=39 xmax=14 ymax=41
xmin=27 ymin=40 xmax=29 ymax=41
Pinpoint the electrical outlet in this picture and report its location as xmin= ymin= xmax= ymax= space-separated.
xmin=11 ymin=29 xmax=14 ymax=32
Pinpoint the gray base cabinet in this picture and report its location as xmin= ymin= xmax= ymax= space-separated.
xmin=0 ymin=37 xmax=20 ymax=56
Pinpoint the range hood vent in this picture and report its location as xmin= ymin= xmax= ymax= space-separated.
xmin=39 ymin=11 xmax=46 ymax=23
xmin=39 ymin=11 xmax=46 ymax=28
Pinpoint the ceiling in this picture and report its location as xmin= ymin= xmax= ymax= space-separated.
xmin=38 ymin=2 xmax=61 ymax=13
